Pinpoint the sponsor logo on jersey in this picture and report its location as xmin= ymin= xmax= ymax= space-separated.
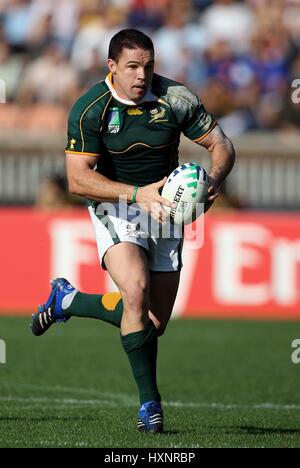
xmin=127 ymin=107 xmax=143 ymax=116
xmin=69 ymin=138 xmax=77 ymax=150
xmin=108 ymin=107 xmax=120 ymax=133
xmin=149 ymin=106 xmax=167 ymax=123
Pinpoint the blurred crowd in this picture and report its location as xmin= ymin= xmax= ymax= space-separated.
xmin=0 ymin=0 xmax=299 ymax=134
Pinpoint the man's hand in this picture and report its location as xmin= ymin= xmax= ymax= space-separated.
xmin=136 ymin=177 xmax=173 ymax=224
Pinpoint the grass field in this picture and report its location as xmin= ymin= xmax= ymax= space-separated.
xmin=0 ymin=316 xmax=300 ymax=448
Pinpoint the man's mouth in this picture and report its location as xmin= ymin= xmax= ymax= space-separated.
xmin=133 ymin=85 xmax=146 ymax=90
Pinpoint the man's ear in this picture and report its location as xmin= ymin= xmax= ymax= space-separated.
xmin=107 ymin=59 xmax=117 ymax=74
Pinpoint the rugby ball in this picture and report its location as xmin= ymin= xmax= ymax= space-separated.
xmin=162 ymin=162 xmax=209 ymax=225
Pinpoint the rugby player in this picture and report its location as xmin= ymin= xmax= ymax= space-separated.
xmin=32 ymin=29 xmax=235 ymax=433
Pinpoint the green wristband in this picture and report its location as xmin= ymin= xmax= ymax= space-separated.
xmin=131 ymin=186 xmax=139 ymax=203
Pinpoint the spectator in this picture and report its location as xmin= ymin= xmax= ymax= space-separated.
xmin=153 ymin=0 xmax=208 ymax=81
xmin=0 ymin=41 xmax=23 ymax=100
xmin=28 ymin=0 xmax=80 ymax=53
xmin=2 ymin=0 xmax=33 ymax=52
xmin=128 ymin=0 xmax=168 ymax=31
xmin=0 ymin=0 xmax=298 ymax=133
xmin=17 ymin=43 xmax=79 ymax=105
xmin=71 ymin=5 xmax=128 ymax=72
xmin=201 ymin=0 xmax=255 ymax=53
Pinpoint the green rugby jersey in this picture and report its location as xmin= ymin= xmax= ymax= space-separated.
xmin=65 ymin=73 xmax=216 ymax=186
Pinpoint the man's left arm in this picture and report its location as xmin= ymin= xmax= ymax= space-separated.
xmin=196 ymin=125 xmax=235 ymax=211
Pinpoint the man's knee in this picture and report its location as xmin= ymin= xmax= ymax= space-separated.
xmin=122 ymin=281 xmax=149 ymax=314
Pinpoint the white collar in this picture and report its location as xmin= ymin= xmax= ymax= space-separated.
xmin=105 ymin=73 xmax=158 ymax=106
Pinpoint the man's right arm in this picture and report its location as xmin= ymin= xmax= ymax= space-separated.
xmin=66 ymin=153 xmax=135 ymax=202
xmin=65 ymin=153 xmax=172 ymax=223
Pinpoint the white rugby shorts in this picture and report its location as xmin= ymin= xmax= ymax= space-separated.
xmin=88 ymin=202 xmax=184 ymax=272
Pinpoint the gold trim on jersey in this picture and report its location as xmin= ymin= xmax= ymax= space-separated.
xmin=106 ymin=72 xmax=114 ymax=86
xmin=193 ymin=121 xmax=217 ymax=143
xmin=65 ymin=150 xmax=100 ymax=157
xmin=79 ymin=90 xmax=110 ymax=152
xmin=101 ymin=95 xmax=113 ymax=122
xmin=107 ymin=140 xmax=177 ymax=155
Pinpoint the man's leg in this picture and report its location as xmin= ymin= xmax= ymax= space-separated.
xmin=62 ymin=290 xmax=123 ymax=326
xmin=32 ymin=212 xmax=181 ymax=335
xmin=61 ymin=270 xmax=180 ymax=331
xmin=32 ymin=265 xmax=180 ymax=337
xmin=104 ymin=243 xmax=159 ymax=395
xmin=31 ymin=277 xmax=124 ymax=336
xmin=149 ymin=271 xmax=180 ymax=336
xmin=103 ymin=242 xmax=163 ymax=432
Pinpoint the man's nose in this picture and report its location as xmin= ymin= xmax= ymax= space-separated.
xmin=137 ymin=67 xmax=146 ymax=81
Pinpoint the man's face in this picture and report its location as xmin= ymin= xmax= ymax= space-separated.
xmin=107 ymin=47 xmax=155 ymax=102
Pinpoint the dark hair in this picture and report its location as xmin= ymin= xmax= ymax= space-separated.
xmin=108 ymin=29 xmax=154 ymax=61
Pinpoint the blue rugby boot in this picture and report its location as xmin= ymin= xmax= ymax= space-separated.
xmin=31 ymin=278 xmax=77 ymax=336
xmin=137 ymin=400 xmax=164 ymax=433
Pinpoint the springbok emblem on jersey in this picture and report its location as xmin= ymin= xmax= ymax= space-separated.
xmin=149 ymin=106 xmax=167 ymax=123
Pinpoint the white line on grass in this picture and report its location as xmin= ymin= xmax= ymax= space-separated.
xmin=11 ymin=440 xmax=94 ymax=448
xmin=167 ymin=401 xmax=300 ymax=411
xmin=0 ymin=380 xmax=122 ymax=397
xmin=1 ymin=396 xmax=300 ymax=411
xmin=4 ymin=382 xmax=298 ymax=412
xmin=0 ymin=381 xmax=136 ymax=405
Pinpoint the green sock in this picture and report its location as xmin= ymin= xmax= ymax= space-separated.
xmin=64 ymin=291 xmax=123 ymax=328
xmin=121 ymin=321 xmax=160 ymax=404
